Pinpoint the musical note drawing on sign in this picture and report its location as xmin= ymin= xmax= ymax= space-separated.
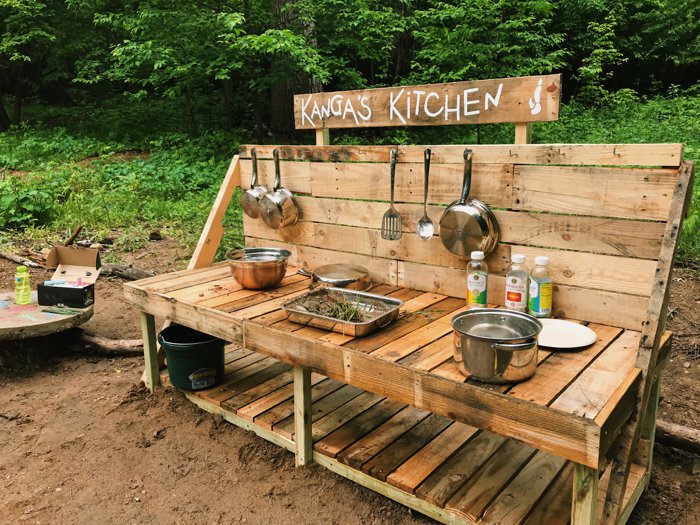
xmin=529 ymin=78 xmax=543 ymax=115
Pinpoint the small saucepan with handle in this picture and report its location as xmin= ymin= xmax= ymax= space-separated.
xmin=240 ymin=148 xmax=268 ymax=219
xmin=260 ymin=148 xmax=300 ymax=229
xmin=439 ymin=148 xmax=499 ymax=258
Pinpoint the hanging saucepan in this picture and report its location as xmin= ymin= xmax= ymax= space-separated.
xmin=298 ymin=263 xmax=372 ymax=291
xmin=439 ymin=149 xmax=499 ymax=258
xmin=241 ymin=148 xmax=268 ymax=219
xmin=259 ymin=148 xmax=299 ymax=229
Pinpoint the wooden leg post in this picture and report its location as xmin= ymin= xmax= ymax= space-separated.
xmin=572 ymin=464 xmax=599 ymax=525
xmin=294 ymin=365 xmax=312 ymax=466
xmin=140 ymin=312 xmax=160 ymax=392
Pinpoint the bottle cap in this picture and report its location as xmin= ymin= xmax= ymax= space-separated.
xmin=535 ymin=256 xmax=549 ymax=266
xmin=471 ymin=251 xmax=485 ymax=260
xmin=512 ymin=254 xmax=525 ymax=264
xmin=17 ymin=265 xmax=28 ymax=272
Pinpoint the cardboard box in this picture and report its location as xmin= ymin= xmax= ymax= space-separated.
xmin=37 ymin=246 xmax=101 ymax=308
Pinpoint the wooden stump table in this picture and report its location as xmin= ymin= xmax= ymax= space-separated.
xmin=0 ymin=291 xmax=93 ymax=341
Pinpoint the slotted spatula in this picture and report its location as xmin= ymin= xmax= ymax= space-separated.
xmin=381 ymin=148 xmax=402 ymax=240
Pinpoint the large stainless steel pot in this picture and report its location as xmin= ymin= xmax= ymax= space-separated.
xmin=228 ymin=247 xmax=291 ymax=290
xmin=451 ymin=309 xmax=542 ymax=383
xmin=259 ymin=148 xmax=299 ymax=229
xmin=439 ymin=149 xmax=499 ymax=257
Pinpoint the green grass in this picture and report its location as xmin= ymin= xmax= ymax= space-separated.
xmin=0 ymin=92 xmax=698 ymax=265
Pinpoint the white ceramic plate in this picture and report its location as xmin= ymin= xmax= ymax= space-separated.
xmin=538 ymin=319 xmax=597 ymax=349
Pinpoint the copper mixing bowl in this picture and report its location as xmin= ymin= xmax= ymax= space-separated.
xmin=228 ymin=248 xmax=291 ymax=290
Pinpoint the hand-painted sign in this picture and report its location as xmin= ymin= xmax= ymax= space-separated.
xmin=294 ymin=74 xmax=560 ymax=129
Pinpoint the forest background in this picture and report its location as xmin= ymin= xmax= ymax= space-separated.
xmin=0 ymin=0 xmax=698 ymax=265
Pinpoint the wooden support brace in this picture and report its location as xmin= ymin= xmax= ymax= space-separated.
xmin=514 ymin=122 xmax=532 ymax=144
xmin=294 ymin=366 xmax=313 ymax=466
xmin=140 ymin=312 xmax=159 ymax=392
xmin=572 ymin=464 xmax=599 ymax=525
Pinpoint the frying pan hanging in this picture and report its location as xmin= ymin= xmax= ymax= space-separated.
xmin=438 ymin=149 xmax=499 ymax=258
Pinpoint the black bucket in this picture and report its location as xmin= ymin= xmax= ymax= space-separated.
xmin=157 ymin=325 xmax=225 ymax=390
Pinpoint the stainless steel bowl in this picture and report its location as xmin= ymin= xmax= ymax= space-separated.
xmin=228 ymin=248 xmax=291 ymax=290
xmin=452 ymin=309 xmax=543 ymax=384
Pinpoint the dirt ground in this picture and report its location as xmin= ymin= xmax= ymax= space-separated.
xmin=1 ymin=238 xmax=699 ymax=524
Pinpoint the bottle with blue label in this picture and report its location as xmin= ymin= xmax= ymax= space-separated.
xmin=528 ymin=256 xmax=552 ymax=318
xmin=467 ymin=251 xmax=488 ymax=308
xmin=15 ymin=265 xmax=31 ymax=305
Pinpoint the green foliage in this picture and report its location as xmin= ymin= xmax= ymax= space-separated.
xmin=0 ymin=174 xmax=53 ymax=228
xmin=411 ymin=0 xmax=566 ymax=83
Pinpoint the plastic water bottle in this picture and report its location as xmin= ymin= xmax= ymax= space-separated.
xmin=505 ymin=254 xmax=528 ymax=312
xmin=528 ymin=256 xmax=552 ymax=318
xmin=467 ymin=251 xmax=488 ymax=308
xmin=15 ymin=265 xmax=31 ymax=305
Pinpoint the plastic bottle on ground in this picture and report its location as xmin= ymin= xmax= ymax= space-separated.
xmin=15 ymin=265 xmax=31 ymax=305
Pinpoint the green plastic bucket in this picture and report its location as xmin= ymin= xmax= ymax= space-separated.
xmin=158 ymin=325 xmax=225 ymax=390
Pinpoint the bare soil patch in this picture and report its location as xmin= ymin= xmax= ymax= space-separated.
xmin=0 ymin=242 xmax=699 ymax=524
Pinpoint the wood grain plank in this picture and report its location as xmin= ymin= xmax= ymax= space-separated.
xmin=362 ymin=414 xmax=453 ymax=481
xmin=339 ymin=407 xmax=430 ymax=470
xmin=443 ymin=439 xmax=535 ymax=520
xmin=513 ymin=165 xmax=677 ymax=220
xmin=314 ymin=397 xmax=407 ymax=457
xmin=236 ymin=372 xmax=326 ymax=421
xmin=221 ymin=368 xmax=294 ymax=412
xmin=239 ymin=143 xmax=683 ymax=167
xmin=416 ymin=431 xmax=506 ymax=507
xmin=240 ymin=159 xmax=312 ymax=194
xmin=386 ymin=422 xmax=479 ymax=493
xmin=480 ymin=451 xmax=567 ymax=524
xmin=397 ymin=263 xmax=649 ymax=330
xmin=310 ymin=391 xmax=385 ymax=442
xmin=521 ymin=463 xmax=574 ymax=525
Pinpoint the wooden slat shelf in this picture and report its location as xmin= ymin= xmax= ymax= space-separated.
xmin=159 ymin=344 xmax=649 ymax=525
xmin=125 ymin=267 xmax=671 ymax=471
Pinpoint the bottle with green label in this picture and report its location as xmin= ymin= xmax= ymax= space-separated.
xmin=505 ymin=254 xmax=528 ymax=312
xmin=528 ymin=256 xmax=552 ymax=318
xmin=467 ymin=251 xmax=488 ymax=308
xmin=15 ymin=265 xmax=31 ymax=305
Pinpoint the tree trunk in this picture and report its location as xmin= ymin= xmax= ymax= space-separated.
xmin=0 ymin=90 xmax=10 ymax=132
xmin=12 ymin=65 xmax=22 ymax=125
xmin=222 ymin=79 xmax=236 ymax=129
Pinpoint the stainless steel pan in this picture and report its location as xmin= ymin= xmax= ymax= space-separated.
xmin=298 ymin=263 xmax=372 ymax=291
xmin=439 ymin=149 xmax=499 ymax=257
xmin=240 ymin=148 xmax=268 ymax=219
xmin=260 ymin=148 xmax=299 ymax=229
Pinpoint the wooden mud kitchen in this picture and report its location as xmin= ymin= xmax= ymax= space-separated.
xmin=124 ymin=75 xmax=695 ymax=524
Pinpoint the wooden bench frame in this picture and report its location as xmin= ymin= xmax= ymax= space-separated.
xmin=127 ymin=134 xmax=694 ymax=524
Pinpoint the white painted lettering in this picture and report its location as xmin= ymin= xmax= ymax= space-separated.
xmin=342 ymin=98 xmax=360 ymax=125
xmin=424 ymin=92 xmax=443 ymax=117
xmin=358 ymin=96 xmax=372 ymax=121
xmin=406 ymin=91 xmax=411 ymax=119
xmin=413 ymin=90 xmax=425 ymax=115
xmin=485 ymin=83 xmax=503 ymax=111
xmin=310 ymin=100 xmax=323 ymax=122
xmin=330 ymin=95 xmax=343 ymax=116
xmin=300 ymin=95 xmax=315 ymax=127
xmin=320 ymin=101 xmax=332 ymax=119
xmin=463 ymin=88 xmax=480 ymax=116
xmin=389 ymin=89 xmax=407 ymax=124
xmin=444 ymin=94 xmax=460 ymax=121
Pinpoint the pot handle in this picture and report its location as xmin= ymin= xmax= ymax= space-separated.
xmin=272 ymin=148 xmax=281 ymax=191
xmin=298 ymin=268 xmax=313 ymax=277
xmin=491 ymin=340 xmax=537 ymax=351
xmin=250 ymin=147 xmax=258 ymax=188
xmin=460 ymin=149 xmax=473 ymax=204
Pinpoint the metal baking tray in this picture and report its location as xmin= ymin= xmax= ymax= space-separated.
xmin=282 ymin=288 xmax=403 ymax=337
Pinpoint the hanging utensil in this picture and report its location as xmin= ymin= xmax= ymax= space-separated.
xmin=259 ymin=148 xmax=300 ymax=229
xmin=381 ymin=148 xmax=402 ymax=240
xmin=439 ymin=149 xmax=499 ymax=258
xmin=416 ymin=148 xmax=435 ymax=241
xmin=240 ymin=148 xmax=268 ymax=219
